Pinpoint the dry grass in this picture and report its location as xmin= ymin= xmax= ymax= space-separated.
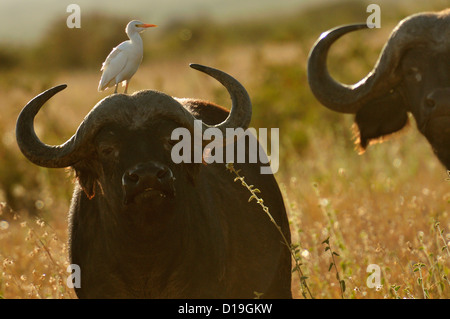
xmin=0 ymin=205 xmax=75 ymax=298
xmin=0 ymin=1 xmax=449 ymax=299
xmin=283 ymin=132 xmax=450 ymax=299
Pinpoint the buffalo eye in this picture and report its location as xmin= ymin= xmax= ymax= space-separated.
xmin=98 ymin=144 xmax=118 ymax=158
xmin=94 ymin=129 xmax=121 ymax=159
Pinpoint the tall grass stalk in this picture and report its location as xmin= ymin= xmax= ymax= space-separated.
xmin=322 ymin=236 xmax=345 ymax=298
xmin=434 ymin=222 xmax=450 ymax=258
xmin=225 ymin=163 xmax=313 ymax=299
xmin=413 ymin=262 xmax=429 ymax=299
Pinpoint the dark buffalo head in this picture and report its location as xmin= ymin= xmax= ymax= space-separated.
xmin=307 ymin=9 xmax=450 ymax=169
xmin=16 ymin=64 xmax=251 ymax=226
xmin=15 ymin=64 xmax=291 ymax=298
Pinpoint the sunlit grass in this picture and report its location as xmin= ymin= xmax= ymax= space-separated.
xmin=0 ymin=204 xmax=75 ymax=298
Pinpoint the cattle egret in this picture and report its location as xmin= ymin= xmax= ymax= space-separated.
xmin=98 ymin=20 xmax=157 ymax=94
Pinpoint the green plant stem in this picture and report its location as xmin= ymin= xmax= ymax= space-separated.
xmin=322 ymin=237 xmax=345 ymax=298
xmin=226 ymin=162 xmax=314 ymax=299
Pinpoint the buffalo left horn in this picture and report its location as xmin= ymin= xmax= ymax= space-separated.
xmin=307 ymin=23 xmax=407 ymax=114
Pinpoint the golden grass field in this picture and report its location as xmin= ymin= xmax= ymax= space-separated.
xmin=0 ymin=0 xmax=449 ymax=299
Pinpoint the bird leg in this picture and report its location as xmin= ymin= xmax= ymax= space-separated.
xmin=114 ymin=84 xmax=118 ymax=94
xmin=124 ymin=80 xmax=129 ymax=94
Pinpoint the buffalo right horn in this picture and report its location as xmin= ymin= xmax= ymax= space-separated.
xmin=190 ymin=64 xmax=252 ymax=145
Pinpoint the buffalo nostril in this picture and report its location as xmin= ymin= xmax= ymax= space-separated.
xmin=425 ymin=98 xmax=436 ymax=108
xmin=122 ymin=163 xmax=175 ymax=204
xmin=124 ymin=172 xmax=140 ymax=185
xmin=156 ymin=167 xmax=169 ymax=179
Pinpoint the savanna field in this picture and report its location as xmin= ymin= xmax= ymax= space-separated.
xmin=0 ymin=0 xmax=449 ymax=299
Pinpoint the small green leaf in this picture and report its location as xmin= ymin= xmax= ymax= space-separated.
xmin=340 ymin=280 xmax=346 ymax=293
xmin=328 ymin=263 xmax=334 ymax=272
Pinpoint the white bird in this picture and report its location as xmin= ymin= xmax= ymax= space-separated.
xmin=98 ymin=20 xmax=157 ymax=94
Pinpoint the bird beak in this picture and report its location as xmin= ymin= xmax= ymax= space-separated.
xmin=138 ymin=24 xmax=157 ymax=28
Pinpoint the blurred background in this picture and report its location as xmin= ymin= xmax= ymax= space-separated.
xmin=0 ymin=0 xmax=449 ymax=299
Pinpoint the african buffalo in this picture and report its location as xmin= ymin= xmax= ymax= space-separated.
xmin=16 ymin=64 xmax=292 ymax=299
xmin=307 ymin=9 xmax=450 ymax=170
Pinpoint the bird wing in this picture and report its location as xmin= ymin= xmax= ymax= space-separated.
xmin=98 ymin=43 xmax=129 ymax=91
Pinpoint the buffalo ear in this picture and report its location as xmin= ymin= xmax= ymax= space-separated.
xmin=77 ymin=173 xmax=98 ymax=199
xmin=74 ymin=170 xmax=98 ymax=200
xmin=353 ymin=89 xmax=409 ymax=153
xmin=72 ymin=161 xmax=101 ymax=200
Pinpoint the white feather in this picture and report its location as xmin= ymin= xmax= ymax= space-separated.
xmin=98 ymin=20 xmax=156 ymax=93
